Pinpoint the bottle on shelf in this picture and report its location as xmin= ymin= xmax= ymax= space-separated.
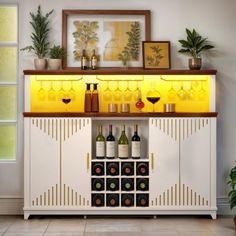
xmin=106 ymin=125 xmax=115 ymax=159
xmin=81 ymin=49 xmax=88 ymax=70
xmin=92 ymin=162 xmax=104 ymax=176
xmin=121 ymin=178 xmax=134 ymax=191
xmin=106 ymin=162 xmax=119 ymax=176
xmin=136 ymin=194 xmax=149 ymax=207
xmin=118 ymin=125 xmax=129 ymax=159
xmin=92 ymin=193 xmax=104 ymax=207
xmin=96 ymin=125 xmax=105 ymax=159
xmin=91 ymin=83 xmax=99 ymax=112
xmin=91 ymin=49 xmax=98 ymax=70
xmin=131 ymin=124 xmax=141 ymax=159
xmin=136 ymin=178 xmax=149 ymax=191
xmin=106 ymin=178 xmax=119 ymax=191
xmin=84 ymin=83 xmax=92 ymax=112
xmin=106 ymin=194 xmax=119 ymax=207
xmin=92 ymin=178 xmax=104 ymax=191
xmin=136 ymin=162 xmax=149 ymax=176
xmin=121 ymin=162 xmax=134 ymax=176
xmin=121 ymin=194 xmax=134 ymax=207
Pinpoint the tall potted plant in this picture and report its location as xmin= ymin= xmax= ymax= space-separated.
xmin=178 ymin=28 xmax=214 ymax=70
xmin=21 ymin=6 xmax=53 ymax=70
xmin=48 ymin=45 xmax=65 ymax=70
xmin=228 ymin=165 xmax=236 ymax=225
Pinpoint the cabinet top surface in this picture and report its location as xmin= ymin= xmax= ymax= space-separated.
xmin=23 ymin=68 xmax=217 ymax=75
xmin=23 ymin=112 xmax=218 ymax=117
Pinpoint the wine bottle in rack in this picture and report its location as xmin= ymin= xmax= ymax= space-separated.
xmin=106 ymin=162 xmax=119 ymax=176
xmin=106 ymin=194 xmax=119 ymax=207
xmin=92 ymin=178 xmax=104 ymax=191
xmin=136 ymin=162 xmax=149 ymax=176
xmin=106 ymin=178 xmax=119 ymax=191
xmin=121 ymin=162 xmax=134 ymax=176
xmin=121 ymin=178 xmax=134 ymax=191
xmin=131 ymin=124 xmax=141 ymax=159
xmin=92 ymin=193 xmax=104 ymax=207
xmin=136 ymin=194 xmax=149 ymax=207
xmin=121 ymin=194 xmax=134 ymax=207
xmin=136 ymin=178 xmax=149 ymax=191
xmin=106 ymin=124 xmax=115 ymax=159
xmin=92 ymin=162 xmax=104 ymax=176
xmin=118 ymin=125 xmax=129 ymax=159
xmin=96 ymin=125 xmax=105 ymax=159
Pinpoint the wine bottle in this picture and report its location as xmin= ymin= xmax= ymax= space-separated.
xmin=121 ymin=162 xmax=134 ymax=176
xmin=106 ymin=162 xmax=119 ymax=176
xmin=131 ymin=124 xmax=141 ymax=159
xmin=92 ymin=193 xmax=104 ymax=207
xmin=121 ymin=178 xmax=134 ymax=191
xmin=91 ymin=83 xmax=99 ymax=112
xmin=118 ymin=125 xmax=129 ymax=159
xmin=91 ymin=49 xmax=98 ymax=70
xmin=136 ymin=194 xmax=149 ymax=207
xmin=136 ymin=178 xmax=149 ymax=191
xmin=81 ymin=49 xmax=88 ymax=70
xmin=136 ymin=162 xmax=149 ymax=176
xmin=92 ymin=178 xmax=104 ymax=191
xmin=121 ymin=194 xmax=134 ymax=207
xmin=106 ymin=125 xmax=115 ymax=159
xmin=96 ymin=125 xmax=105 ymax=159
xmin=106 ymin=194 xmax=119 ymax=207
xmin=106 ymin=178 xmax=119 ymax=191
xmin=92 ymin=162 xmax=104 ymax=176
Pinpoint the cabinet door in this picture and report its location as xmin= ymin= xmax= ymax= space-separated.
xmin=61 ymin=118 xmax=91 ymax=208
xmin=149 ymin=118 xmax=179 ymax=208
xmin=30 ymin=118 xmax=60 ymax=208
xmin=180 ymin=118 xmax=211 ymax=208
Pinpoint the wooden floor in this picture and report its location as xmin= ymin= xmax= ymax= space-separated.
xmin=0 ymin=216 xmax=235 ymax=236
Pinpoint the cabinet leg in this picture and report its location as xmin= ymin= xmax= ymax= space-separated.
xmin=24 ymin=213 xmax=30 ymax=220
xmin=211 ymin=212 xmax=217 ymax=220
xmin=153 ymin=215 xmax=157 ymax=219
xmin=84 ymin=215 xmax=87 ymax=219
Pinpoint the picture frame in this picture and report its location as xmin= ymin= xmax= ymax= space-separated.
xmin=142 ymin=41 xmax=171 ymax=69
xmin=62 ymin=10 xmax=151 ymax=69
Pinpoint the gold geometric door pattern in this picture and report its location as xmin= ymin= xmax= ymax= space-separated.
xmin=31 ymin=118 xmax=90 ymax=207
xmin=150 ymin=118 xmax=210 ymax=207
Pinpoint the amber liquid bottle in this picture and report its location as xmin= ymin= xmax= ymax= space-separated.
xmin=84 ymin=83 xmax=92 ymax=112
xmin=91 ymin=83 xmax=99 ymax=112
xmin=81 ymin=49 xmax=88 ymax=70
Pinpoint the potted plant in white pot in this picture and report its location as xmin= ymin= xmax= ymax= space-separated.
xmin=21 ymin=5 xmax=53 ymax=70
xmin=178 ymin=28 xmax=214 ymax=70
xmin=228 ymin=165 xmax=236 ymax=226
xmin=48 ymin=45 xmax=65 ymax=70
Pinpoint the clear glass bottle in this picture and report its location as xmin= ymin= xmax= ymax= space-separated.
xmin=91 ymin=49 xmax=98 ymax=70
xmin=118 ymin=125 xmax=129 ymax=159
xmin=96 ymin=125 xmax=105 ymax=159
xmin=81 ymin=49 xmax=88 ymax=70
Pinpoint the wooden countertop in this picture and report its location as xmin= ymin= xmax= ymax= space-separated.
xmin=23 ymin=112 xmax=218 ymax=117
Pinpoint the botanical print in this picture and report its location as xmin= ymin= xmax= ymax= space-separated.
xmin=146 ymin=46 xmax=164 ymax=66
xmin=72 ymin=21 xmax=99 ymax=61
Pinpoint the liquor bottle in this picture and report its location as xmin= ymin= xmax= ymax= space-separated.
xmin=121 ymin=178 xmax=134 ymax=191
xmin=91 ymin=83 xmax=99 ymax=112
xmin=92 ymin=193 xmax=104 ymax=207
xmin=106 ymin=162 xmax=119 ymax=176
xmin=84 ymin=83 xmax=92 ymax=112
xmin=106 ymin=178 xmax=119 ymax=191
xmin=81 ymin=49 xmax=88 ymax=70
xmin=106 ymin=194 xmax=119 ymax=207
xmin=92 ymin=178 xmax=104 ymax=191
xmin=121 ymin=194 xmax=134 ymax=207
xmin=92 ymin=162 xmax=104 ymax=176
xmin=121 ymin=162 xmax=134 ymax=176
xmin=136 ymin=194 xmax=149 ymax=207
xmin=131 ymin=124 xmax=141 ymax=159
xmin=106 ymin=125 xmax=115 ymax=159
xmin=96 ymin=125 xmax=105 ymax=159
xmin=136 ymin=162 xmax=149 ymax=176
xmin=136 ymin=178 xmax=149 ymax=191
xmin=91 ymin=49 xmax=98 ymax=70
xmin=118 ymin=125 xmax=129 ymax=159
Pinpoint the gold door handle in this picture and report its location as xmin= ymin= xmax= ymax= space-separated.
xmin=151 ymin=153 xmax=154 ymax=170
xmin=86 ymin=152 xmax=90 ymax=170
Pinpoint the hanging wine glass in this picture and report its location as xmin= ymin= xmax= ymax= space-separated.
xmin=113 ymin=81 xmax=122 ymax=101
xmin=103 ymin=81 xmax=112 ymax=101
xmin=68 ymin=81 xmax=76 ymax=101
xmin=146 ymin=89 xmax=161 ymax=112
xmin=48 ymin=81 xmax=56 ymax=101
xmin=123 ymin=81 xmax=132 ymax=101
xmin=198 ymin=81 xmax=206 ymax=100
xmin=37 ymin=81 xmax=45 ymax=101
xmin=57 ymin=81 xmax=65 ymax=101
xmin=187 ymin=81 xmax=196 ymax=100
xmin=168 ymin=81 xmax=176 ymax=101
xmin=62 ymin=94 xmax=71 ymax=112
xmin=133 ymin=81 xmax=140 ymax=100
xmin=177 ymin=82 xmax=187 ymax=100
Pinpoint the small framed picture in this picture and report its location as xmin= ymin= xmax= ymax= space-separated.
xmin=142 ymin=41 xmax=171 ymax=69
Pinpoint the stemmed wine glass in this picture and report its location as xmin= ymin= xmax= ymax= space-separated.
xmin=123 ymin=81 xmax=132 ymax=101
xmin=146 ymin=89 xmax=161 ymax=112
xmin=177 ymin=82 xmax=187 ymax=100
xmin=103 ymin=81 xmax=112 ymax=101
xmin=37 ymin=81 xmax=45 ymax=101
xmin=198 ymin=81 xmax=206 ymax=100
xmin=58 ymin=81 xmax=65 ymax=101
xmin=168 ymin=81 xmax=176 ymax=101
xmin=113 ymin=81 xmax=122 ymax=101
xmin=48 ymin=81 xmax=56 ymax=101
xmin=62 ymin=95 xmax=71 ymax=112
xmin=187 ymin=82 xmax=196 ymax=100
xmin=68 ymin=81 xmax=76 ymax=101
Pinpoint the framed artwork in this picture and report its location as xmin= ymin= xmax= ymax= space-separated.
xmin=62 ymin=10 xmax=151 ymax=69
xmin=142 ymin=41 xmax=171 ymax=69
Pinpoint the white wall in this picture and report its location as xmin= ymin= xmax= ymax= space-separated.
xmin=1 ymin=0 xmax=236 ymax=214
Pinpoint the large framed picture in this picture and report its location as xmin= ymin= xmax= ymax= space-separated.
xmin=62 ymin=10 xmax=151 ymax=69
xmin=142 ymin=41 xmax=171 ymax=69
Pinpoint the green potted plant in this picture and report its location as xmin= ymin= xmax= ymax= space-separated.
xmin=178 ymin=28 xmax=214 ymax=70
xmin=48 ymin=45 xmax=65 ymax=70
xmin=118 ymin=50 xmax=130 ymax=68
xmin=228 ymin=165 xmax=236 ymax=225
xmin=21 ymin=5 xmax=53 ymax=70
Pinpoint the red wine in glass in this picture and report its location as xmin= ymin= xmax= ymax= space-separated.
xmin=146 ymin=89 xmax=161 ymax=112
xmin=146 ymin=97 xmax=160 ymax=104
xmin=62 ymin=98 xmax=71 ymax=104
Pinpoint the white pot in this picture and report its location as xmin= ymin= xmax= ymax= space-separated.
xmin=48 ymin=59 xmax=62 ymax=70
xmin=34 ymin=58 xmax=47 ymax=70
